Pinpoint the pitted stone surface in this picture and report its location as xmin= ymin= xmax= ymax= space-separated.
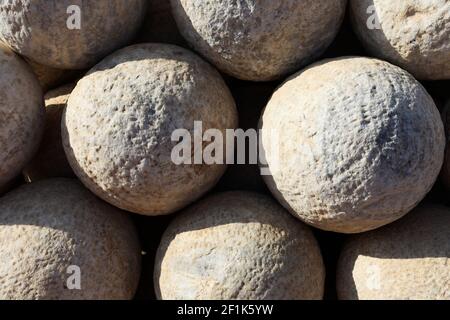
xmin=63 ymin=44 xmax=238 ymax=216
xmin=0 ymin=0 xmax=147 ymax=69
xmin=337 ymin=205 xmax=450 ymax=300
xmin=154 ymin=191 xmax=325 ymax=300
xmin=170 ymin=0 xmax=347 ymax=81
xmin=0 ymin=44 xmax=44 ymax=189
xmin=260 ymin=57 xmax=445 ymax=233
xmin=0 ymin=179 xmax=141 ymax=300
xmin=350 ymin=0 xmax=450 ymax=80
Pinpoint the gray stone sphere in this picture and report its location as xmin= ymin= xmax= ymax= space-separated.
xmin=337 ymin=205 xmax=450 ymax=300
xmin=0 ymin=44 xmax=44 ymax=190
xmin=350 ymin=0 xmax=450 ymax=80
xmin=23 ymin=83 xmax=76 ymax=182
xmin=0 ymin=0 xmax=147 ymax=69
xmin=170 ymin=0 xmax=347 ymax=81
xmin=154 ymin=191 xmax=325 ymax=300
xmin=62 ymin=44 xmax=238 ymax=216
xmin=260 ymin=57 xmax=445 ymax=233
xmin=0 ymin=179 xmax=141 ymax=300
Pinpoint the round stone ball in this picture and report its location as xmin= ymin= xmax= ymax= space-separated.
xmin=337 ymin=205 xmax=450 ymax=300
xmin=62 ymin=44 xmax=238 ymax=216
xmin=350 ymin=0 xmax=450 ymax=80
xmin=170 ymin=0 xmax=347 ymax=81
xmin=154 ymin=191 xmax=325 ymax=300
xmin=23 ymin=83 xmax=76 ymax=182
xmin=441 ymin=100 xmax=450 ymax=190
xmin=0 ymin=178 xmax=141 ymax=300
xmin=0 ymin=44 xmax=44 ymax=190
xmin=260 ymin=56 xmax=445 ymax=233
xmin=0 ymin=0 xmax=147 ymax=69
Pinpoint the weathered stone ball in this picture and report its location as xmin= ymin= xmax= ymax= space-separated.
xmin=337 ymin=205 xmax=450 ymax=300
xmin=350 ymin=0 xmax=450 ymax=80
xmin=23 ymin=83 xmax=76 ymax=182
xmin=0 ymin=179 xmax=141 ymax=300
xmin=63 ymin=44 xmax=238 ymax=216
xmin=0 ymin=44 xmax=44 ymax=190
xmin=260 ymin=57 xmax=445 ymax=233
xmin=154 ymin=191 xmax=325 ymax=300
xmin=170 ymin=0 xmax=347 ymax=81
xmin=0 ymin=0 xmax=147 ymax=69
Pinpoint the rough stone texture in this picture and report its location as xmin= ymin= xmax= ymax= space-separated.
xmin=0 ymin=0 xmax=147 ymax=69
xmin=0 ymin=179 xmax=141 ymax=300
xmin=350 ymin=0 xmax=450 ymax=80
xmin=154 ymin=191 xmax=325 ymax=300
xmin=63 ymin=44 xmax=238 ymax=216
xmin=170 ymin=0 xmax=347 ymax=81
xmin=0 ymin=44 xmax=44 ymax=190
xmin=260 ymin=57 xmax=445 ymax=233
xmin=441 ymin=100 xmax=450 ymax=189
xmin=23 ymin=83 xmax=76 ymax=182
xmin=136 ymin=0 xmax=186 ymax=47
xmin=337 ymin=205 xmax=450 ymax=300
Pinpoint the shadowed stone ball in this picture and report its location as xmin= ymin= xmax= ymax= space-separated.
xmin=0 ymin=179 xmax=141 ymax=300
xmin=23 ymin=83 xmax=76 ymax=182
xmin=0 ymin=0 xmax=147 ymax=69
xmin=0 ymin=44 xmax=44 ymax=190
xmin=350 ymin=0 xmax=450 ymax=80
xmin=154 ymin=191 xmax=325 ymax=300
xmin=337 ymin=205 xmax=450 ymax=300
xmin=170 ymin=0 xmax=347 ymax=81
xmin=62 ymin=44 xmax=238 ymax=216
xmin=260 ymin=57 xmax=445 ymax=233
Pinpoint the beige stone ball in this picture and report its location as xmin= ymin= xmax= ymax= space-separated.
xmin=337 ymin=205 xmax=450 ymax=300
xmin=63 ymin=44 xmax=238 ymax=216
xmin=260 ymin=57 xmax=445 ymax=233
xmin=0 ymin=0 xmax=147 ymax=69
xmin=0 ymin=44 xmax=44 ymax=190
xmin=0 ymin=179 xmax=141 ymax=300
xmin=170 ymin=0 xmax=347 ymax=81
xmin=350 ymin=0 xmax=450 ymax=80
xmin=154 ymin=191 xmax=325 ymax=300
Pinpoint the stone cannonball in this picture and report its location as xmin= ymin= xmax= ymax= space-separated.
xmin=170 ymin=0 xmax=347 ymax=81
xmin=350 ymin=0 xmax=450 ymax=80
xmin=154 ymin=191 xmax=325 ymax=300
xmin=23 ymin=83 xmax=76 ymax=182
xmin=0 ymin=0 xmax=147 ymax=69
xmin=62 ymin=44 xmax=238 ymax=216
xmin=337 ymin=205 xmax=450 ymax=300
xmin=260 ymin=57 xmax=445 ymax=233
xmin=0 ymin=179 xmax=141 ymax=300
xmin=0 ymin=44 xmax=44 ymax=189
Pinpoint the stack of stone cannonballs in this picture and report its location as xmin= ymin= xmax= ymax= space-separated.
xmin=0 ymin=0 xmax=448 ymax=300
